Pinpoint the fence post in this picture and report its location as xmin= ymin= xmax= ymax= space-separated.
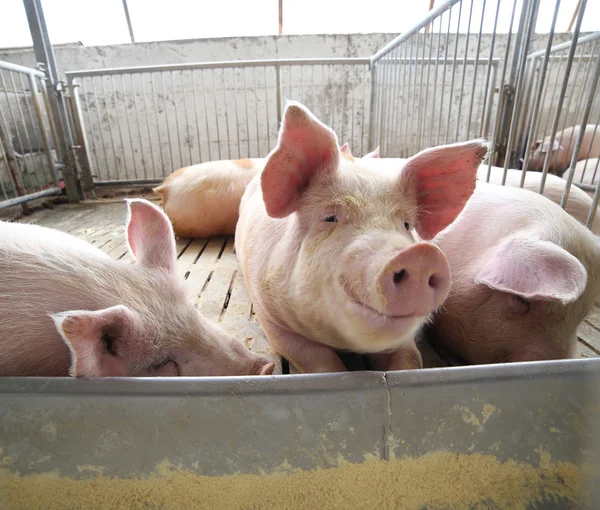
xmin=367 ymin=62 xmax=377 ymax=152
xmin=66 ymin=77 xmax=94 ymax=192
xmin=0 ymin=118 xmax=29 ymax=214
xmin=22 ymin=0 xmax=82 ymax=202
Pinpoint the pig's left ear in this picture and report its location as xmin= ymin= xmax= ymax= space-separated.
xmin=475 ymin=237 xmax=587 ymax=305
xmin=340 ymin=142 xmax=352 ymax=155
xmin=125 ymin=199 xmax=177 ymax=274
xmin=51 ymin=305 xmax=136 ymax=377
xmin=261 ymin=101 xmax=340 ymax=218
xmin=401 ymin=139 xmax=488 ymax=240
xmin=363 ymin=147 xmax=380 ymax=158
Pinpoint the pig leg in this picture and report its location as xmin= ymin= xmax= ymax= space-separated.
xmin=368 ymin=340 xmax=423 ymax=371
xmin=260 ymin=319 xmax=347 ymax=373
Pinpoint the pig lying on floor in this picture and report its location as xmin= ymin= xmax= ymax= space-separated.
xmin=0 ymin=199 xmax=274 ymax=377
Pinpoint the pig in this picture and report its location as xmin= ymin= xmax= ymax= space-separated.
xmin=153 ymin=143 xmax=379 ymax=239
xmin=478 ymin=164 xmax=600 ymax=235
xmin=527 ymin=124 xmax=600 ymax=175
xmin=235 ymin=101 xmax=488 ymax=373
xmin=569 ymin=157 xmax=600 ymax=187
xmin=426 ymin=182 xmax=600 ymax=364
xmin=0 ymin=199 xmax=274 ymax=377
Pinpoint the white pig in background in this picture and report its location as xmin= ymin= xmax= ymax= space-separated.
xmin=527 ymin=124 xmax=600 ymax=175
xmin=478 ymin=165 xmax=600 ymax=234
xmin=569 ymin=157 xmax=600 ymax=187
xmin=427 ymin=183 xmax=600 ymax=364
xmin=0 ymin=199 xmax=274 ymax=377
xmin=153 ymin=143 xmax=379 ymax=238
xmin=236 ymin=101 xmax=487 ymax=373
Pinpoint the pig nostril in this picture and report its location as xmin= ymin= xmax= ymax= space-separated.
xmin=428 ymin=275 xmax=441 ymax=289
xmin=393 ymin=269 xmax=406 ymax=284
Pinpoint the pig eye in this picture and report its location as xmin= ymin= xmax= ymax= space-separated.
xmin=404 ymin=222 xmax=410 ymax=231
xmin=324 ymin=215 xmax=338 ymax=223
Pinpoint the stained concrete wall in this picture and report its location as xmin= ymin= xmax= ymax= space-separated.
xmin=1 ymin=32 xmax=598 ymax=184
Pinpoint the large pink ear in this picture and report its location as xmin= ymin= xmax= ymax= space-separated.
xmin=340 ymin=142 xmax=352 ymax=155
xmin=126 ymin=199 xmax=176 ymax=274
xmin=400 ymin=139 xmax=488 ymax=240
xmin=475 ymin=238 xmax=587 ymax=305
xmin=261 ymin=101 xmax=340 ymax=218
xmin=363 ymin=147 xmax=380 ymax=158
xmin=51 ymin=305 xmax=137 ymax=377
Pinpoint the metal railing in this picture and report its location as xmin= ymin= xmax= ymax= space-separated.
xmin=66 ymin=58 xmax=371 ymax=185
xmin=0 ymin=60 xmax=65 ymax=210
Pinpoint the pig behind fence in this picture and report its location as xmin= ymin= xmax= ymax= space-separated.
xmin=153 ymin=143 xmax=379 ymax=239
xmin=236 ymin=101 xmax=487 ymax=373
xmin=527 ymin=124 xmax=600 ymax=175
xmin=0 ymin=199 xmax=274 ymax=378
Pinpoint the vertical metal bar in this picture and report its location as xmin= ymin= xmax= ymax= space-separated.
xmin=415 ymin=30 xmax=427 ymax=151
xmin=66 ymin=77 xmax=94 ymax=190
xmin=146 ymin=73 xmax=162 ymax=178
xmin=501 ymin=0 xmax=538 ymax=183
xmin=403 ymin=36 xmax=415 ymax=155
xmin=19 ymin=73 xmax=46 ymax=189
xmin=210 ymin=69 xmax=222 ymax=161
xmin=445 ymin=0 xmax=463 ymax=145
xmin=170 ymin=72 xmax=184 ymax=168
xmin=221 ymin=69 xmax=232 ymax=159
xmin=562 ymin=51 xmax=600 ymax=209
xmin=437 ymin=5 xmax=453 ymax=145
xmin=536 ymin=54 xmax=565 ymax=153
xmin=465 ymin=0 xmax=486 ymax=139
xmin=482 ymin=63 xmax=497 ymax=138
xmin=231 ymin=68 xmax=241 ymax=159
xmin=419 ymin=17 xmax=435 ymax=149
xmin=160 ymin=72 xmax=176 ymax=173
xmin=99 ymin=76 xmax=120 ymax=181
xmin=0 ymin=144 xmax=13 ymax=200
xmin=181 ymin=71 xmax=194 ymax=165
xmin=340 ymin=66 xmax=347 ymax=149
xmin=14 ymin=72 xmax=43 ymax=190
xmin=577 ymin=108 xmax=600 ymax=184
xmin=242 ymin=68 xmax=251 ymax=158
xmin=387 ymin=50 xmax=401 ymax=156
xmin=367 ymin=63 xmax=378 ymax=151
xmin=110 ymin=75 xmax=129 ymax=180
xmin=329 ymin=65 xmax=335 ymax=136
xmin=454 ymin=0 xmax=475 ymax=142
xmin=200 ymin=69 xmax=213 ymax=161
xmin=191 ymin=71 xmax=204 ymax=163
xmin=519 ymin=0 xmax=560 ymax=183
xmin=121 ymin=74 xmax=141 ymax=179
xmin=29 ymin=73 xmax=57 ymax=185
xmin=253 ymin=68 xmax=261 ymax=157
xmin=263 ymin=66 xmax=271 ymax=153
xmin=275 ymin=63 xmax=282 ymax=126
xmin=538 ymin=0 xmax=587 ymax=194
xmin=79 ymin=80 xmax=100 ymax=182
xmin=485 ymin=0 xmax=520 ymax=180
xmin=479 ymin=0 xmax=501 ymax=137
xmin=429 ymin=11 xmax=444 ymax=148
xmin=40 ymin=82 xmax=59 ymax=155
xmin=121 ymin=0 xmax=135 ymax=43
xmin=360 ymin=64 xmax=367 ymax=155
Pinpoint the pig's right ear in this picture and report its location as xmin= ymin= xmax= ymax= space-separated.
xmin=340 ymin=142 xmax=352 ymax=155
xmin=51 ymin=305 xmax=136 ymax=377
xmin=125 ymin=199 xmax=177 ymax=274
xmin=475 ymin=238 xmax=587 ymax=305
xmin=401 ymin=139 xmax=488 ymax=240
xmin=261 ymin=101 xmax=340 ymax=218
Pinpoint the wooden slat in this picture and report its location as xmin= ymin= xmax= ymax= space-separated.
xmin=577 ymin=321 xmax=600 ymax=354
xmin=583 ymin=305 xmax=600 ymax=332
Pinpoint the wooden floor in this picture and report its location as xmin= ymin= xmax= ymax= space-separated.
xmin=15 ymin=198 xmax=600 ymax=373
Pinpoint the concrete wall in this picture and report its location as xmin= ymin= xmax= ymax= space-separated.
xmin=1 ymin=32 xmax=598 ymax=184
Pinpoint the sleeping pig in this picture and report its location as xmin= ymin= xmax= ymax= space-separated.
xmin=427 ymin=182 xmax=600 ymax=364
xmin=235 ymin=101 xmax=487 ymax=373
xmin=0 ymin=199 xmax=274 ymax=377
xmin=153 ymin=143 xmax=379 ymax=238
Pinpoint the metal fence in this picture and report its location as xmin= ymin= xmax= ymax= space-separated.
xmin=0 ymin=60 xmax=63 ymax=210
xmin=65 ymin=58 xmax=371 ymax=185
xmin=368 ymin=0 xmax=600 ymax=228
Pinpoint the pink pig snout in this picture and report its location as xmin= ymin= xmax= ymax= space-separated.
xmin=377 ymin=243 xmax=451 ymax=317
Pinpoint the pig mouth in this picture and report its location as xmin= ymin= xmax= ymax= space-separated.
xmin=346 ymin=300 xmax=420 ymax=330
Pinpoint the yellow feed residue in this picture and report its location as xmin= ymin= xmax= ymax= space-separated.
xmin=0 ymin=451 xmax=590 ymax=510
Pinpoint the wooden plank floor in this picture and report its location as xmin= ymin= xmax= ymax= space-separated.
xmin=14 ymin=199 xmax=600 ymax=373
